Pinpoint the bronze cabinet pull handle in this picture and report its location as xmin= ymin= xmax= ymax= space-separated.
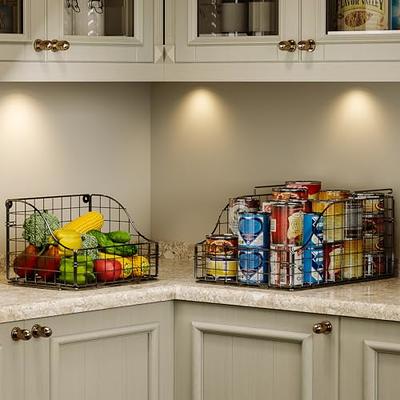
xmin=11 ymin=327 xmax=32 ymax=341
xmin=313 ymin=321 xmax=333 ymax=334
xmin=31 ymin=324 xmax=53 ymax=338
xmin=278 ymin=40 xmax=297 ymax=52
xmin=298 ymin=39 xmax=316 ymax=52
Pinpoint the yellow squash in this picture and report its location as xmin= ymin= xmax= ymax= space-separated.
xmin=62 ymin=211 xmax=104 ymax=234
xmin=53 ymin=229 xmax=82 ymax=257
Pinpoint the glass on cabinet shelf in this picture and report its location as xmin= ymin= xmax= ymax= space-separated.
xmin=64 ymin=0 xmax=134 ymax=38
xmin=197 ymin=0 xmax=279 ymax=38
xmin=326 ymin=0 xmax=400 ymax=34
xmin=0 ymin=0 xmax=23 ymax=34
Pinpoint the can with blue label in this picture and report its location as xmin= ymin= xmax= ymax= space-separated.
xmin=238 ymin=247 xmax=268 ymax=284
xmin=392 ymin=0 xmax=400 ymax=29
xmin=238 ymin=212 xmax=270 ymax=248
xmin=303 ymin=213 xmax=324 ymax=285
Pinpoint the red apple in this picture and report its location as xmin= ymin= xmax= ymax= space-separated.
xmin=93 ymin=259 xmax=122 ymax=282
xmin=36 ymin=245 xmax=61 ymax=280
xmin=13 ymin=244 xmax=39 ymax=278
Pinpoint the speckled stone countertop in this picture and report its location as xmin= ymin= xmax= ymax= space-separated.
xmin=0 ymin=260 xmax=399 ymax=323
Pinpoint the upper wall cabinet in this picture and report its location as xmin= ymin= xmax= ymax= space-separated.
xmin=0 ymin=0 xmax=46 ymax=61
xmin=46 ymin=0 xmax=154 ymax=62
xmin=173 ymin=0 xmax=400 ymax=63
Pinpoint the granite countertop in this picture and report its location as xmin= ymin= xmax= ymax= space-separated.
xmin=0 ymin=260 xmax=399 ymax=323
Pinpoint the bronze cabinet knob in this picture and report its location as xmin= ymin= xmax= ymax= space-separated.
xmin=33 ymin=39 xmax=52 ymax=52
xmin=313 ymin=321 xmax=333 ymax=334
xmin=298 ymin=39 xmax=316 ymax=52
xmin=278 ymin=40 xmax=297 ymax=52
xmin=51 ymin=40 xmax=71 ymax=52
xmin=11 ymin=327 xmax=32 ymax=341
xmin=31 ymin=324 xmax=53 ymax=338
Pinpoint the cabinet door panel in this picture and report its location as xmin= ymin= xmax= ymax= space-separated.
xmin=175 ymin=302 xmax=339 ymax=400
xmin=0 ymin=322 xmax=25 ymax=400
xmin=46 ymin=0 xmax=154 ymax=63
xmin=173 ymin=0 xmax=300 ymax=63
xmin=25 ymin=302 xmax=174 ymax=400
xmin=302 ymin=0 xmax=400 ymax=62
xmin=340 ymin=317 xmax=400 ymax=400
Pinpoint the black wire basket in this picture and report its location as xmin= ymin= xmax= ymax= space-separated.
xmin=6 ymin=194 xmax=158 ymax=289
xmin=195 ymin=184 xmax=396 ymax=290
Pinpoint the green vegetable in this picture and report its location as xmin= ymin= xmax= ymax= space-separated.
xmin=23 ymin=211 xmax=60 ymax=247
xmin=87 ymin=230 xmax=137 ymax=257
xmin=81 ymin=234 xmax=99 ymax=259
xmin=107 ymin=231 xmax=131 ymax=243
xmin=58 ymin=256 xmax=95 ymax=285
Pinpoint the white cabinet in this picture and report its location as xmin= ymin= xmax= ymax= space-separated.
xmin=339 ymin=317 xmax=400 ymax=400
xmin=0 ymin=0 xmax=45 ymax=61
xmin=171 ymin=0 xmax=400 ymax=64
xmin=46 ymin=0 xmax=155 ymax=63
xmin=175 ymin=301 xmax=339 ymax=400
xmin=11 ymin=302 xmax=174 ymax=400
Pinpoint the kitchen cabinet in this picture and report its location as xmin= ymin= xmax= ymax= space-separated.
xmin=18 ymin=302 xmax=174 ymax=400
xmin=171 ymin=0 xmax=400 ymax=64
xmin=174 ymin=301 xmax=339 ymax=400
xmin=339 ymin=317 xmax=400 ymax=400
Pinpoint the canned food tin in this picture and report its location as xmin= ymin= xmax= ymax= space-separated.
xmin=313 ymin=200 xmax=345 ymax=243
xmin=324 ymin=242 xmax=345 ymax=282
xmin=238 ymin=248 xmax=267 ymax=284
xmin=272 ymin=187 xmax=308 ymax=201
xmin=363 ymin=214 xmax=385 ymax=235
xmin=318 ymin=190 xmax=350 ymax=201
xmin=270 ymin=245 xmax=303 ymax=288
xmin=363 ymin=233 xmax=384 ymax=253
xmin=303 ymin=213 xmax=324 ymax=285
xmin=206 ymin=234 xmax=238 ymax=257
xmin=364 ymin=253 xmax=386 ymax=277
xmin=270 ymin=202 xmax=304 ymax=246
xmin=229 ymin=197 xmax=260 ymax=235
xmin=285 ymin=181 xmax=322 ymax=200
xmin=338 ymin=0 xmax=388 ymax=31
xmin=344 ymin=200 xmax=363 ymax=239
xmin=343 ymin=239 xmax=363 ymax=279
xmin=238 ymin=212 xmax=270 ymax=248
xmin=355 ymin=193 xmax=385 ymax=214
xmin=206 ymin=257 xmax=238 ymax=279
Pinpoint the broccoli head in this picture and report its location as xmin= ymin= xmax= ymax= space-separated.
xmin=22 ymin=211 xmax=60 ymax=247
xmin=81 ymin=234 xmax=99 ymax=259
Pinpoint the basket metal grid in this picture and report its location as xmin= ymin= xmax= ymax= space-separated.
xmin=195 ymin=184 xmax=395 ymax=290
xmin=6 ymin=194 xmax=158 ymax=289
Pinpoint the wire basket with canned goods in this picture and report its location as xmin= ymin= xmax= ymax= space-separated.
xmin=195 ymin=182 xmax=395 ymax=290
xmin=6 ymin=194 xmax=158 ymax=289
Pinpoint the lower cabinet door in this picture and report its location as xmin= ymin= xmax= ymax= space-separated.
xmin=340 ymin=317 xmax=400 ymax=400
xmin=0 ymin=321 xmax=25 ymax=400
xmin=25 ymin=302 xmax=174 ymax=400
xmin=175 ymin=302 xmax=339 ymax=400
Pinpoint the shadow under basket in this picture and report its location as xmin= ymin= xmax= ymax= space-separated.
xmin=195 ymin=185 xmax=396 ymax=291
xmin=6 ymin=194 xmax=158 ymax=290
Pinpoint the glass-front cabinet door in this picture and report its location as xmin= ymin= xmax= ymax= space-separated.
xmin=174 ymin=0 xmax=300 ymax=62
xmin=302 ymin=0 xmax=400 ymax=61
xmin=0 ymin=0 xmax=45 ymax=61
xmin=46 ymin=0 xmax=154 ymax=62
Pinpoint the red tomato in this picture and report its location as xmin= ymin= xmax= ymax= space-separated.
xmin=94 ymin=259 xmax=122 ymax=282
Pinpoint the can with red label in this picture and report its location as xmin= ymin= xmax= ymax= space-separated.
xmin=324 ymin=242 xmax=345 ymax=282
xmin=228 ymin=197 xmax=260 ymax=235
xmin=363 ymin=214 xmax=385 ymax=235
xmin=206 ymin=234 xmax=238 ymax=257
xmin=286 ymin=181 xmax=322 ymax=200
xmin=270 ymin=202 xmax=304 ymax=246
xmin=272 ymin=187 xmax=308 ymax=201
xmin=270 ymin=245 xmax=303 ymax=288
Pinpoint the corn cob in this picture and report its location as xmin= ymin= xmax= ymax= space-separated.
xmin=63 ymin=211 xmax=104 ymax=234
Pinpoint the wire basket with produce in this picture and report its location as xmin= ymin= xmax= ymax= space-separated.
xmin=6 ymin=194 xmax=158 ymax=289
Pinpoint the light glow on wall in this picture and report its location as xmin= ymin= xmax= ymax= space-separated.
xmin=329 ymin=88 xmax=385 ymax=140
xmin=175 ymin=87 xmax=233 ymax=142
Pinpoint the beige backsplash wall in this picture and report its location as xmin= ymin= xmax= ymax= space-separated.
xmin=151 ymin=83 xmax=400 ymax=253
xmin=0 ymin=83 xmax=151 ymax=256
